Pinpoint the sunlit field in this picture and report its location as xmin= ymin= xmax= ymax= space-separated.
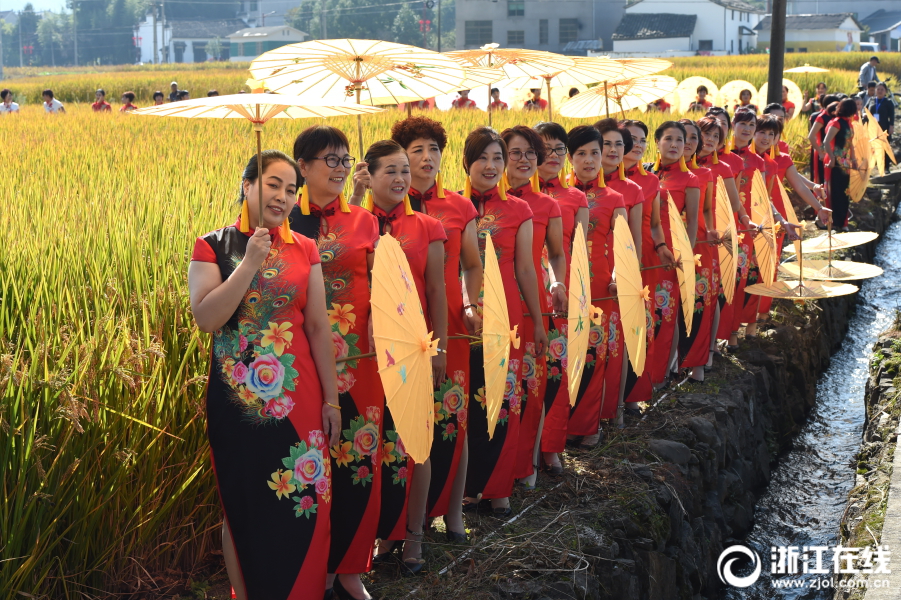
xmin=0 ymin=51 xmax=874 ymax=597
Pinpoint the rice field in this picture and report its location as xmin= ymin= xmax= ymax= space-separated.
xmin=0 ymin=54 xmax=842 ymax=597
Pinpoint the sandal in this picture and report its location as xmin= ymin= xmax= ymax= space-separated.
xmin=401 ymin=528 xmax=426 ymax=577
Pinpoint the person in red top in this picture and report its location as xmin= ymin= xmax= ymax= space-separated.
xmin=566 ymin=125 xmax=627 ymax=447
xmin=524 ymin=88 xmax=548 ymax=112
xmin=451 ymin=89 xmax=478 ymax=110
xmin=534 ymin=121 xmax=589 ymax=464
xmin=781 ymin=85 xmax=796 ymax=119
xmin=359 ymin=140 xmax=448 ymax=577
xmin=92 ymin=89 xmax=111 ymax=112
xmin=651 ymin=122 xmax=701 ymax=386
xmin=678 ymin=119 xmax=718 ymax=383
xmin=807 ymin=96 xmax=838 ymax=185
xmin=648 ymin=98 xmax=671 ymax=113
xmin=822 ymin=98 xmax=860 ymax=232
xmin=290 ymin=126 xmax=382 ymax=599
xmin=595 ymin=118 xmax=644 ymax=419
xmin=153 ymin=91 xmax=165 ymax=105
xmin=762 ymin=103 xmax=792 ymax=155
xmin=119 ymin=91 xmax=138 ymax=113
xmin=620 ymin=119 xmax=675 ymax=404
xmin=733 ymin=89 xmax=758 ymax=114
xmin=387 ymin=117 xmax=482 ymax=542
xmin=499 ymin=125 xmax=565 ymax=490
xmin=489 ymin=88 xmax=508 ymax=112
xmin=189 ymin=150 xmax=340 ymax=600
xmin=688 ymin=85 xmax=713 ymax=112
xmin=462 ymin=127 xmax=547 ymax=517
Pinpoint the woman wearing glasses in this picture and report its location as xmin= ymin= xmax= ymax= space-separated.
xmin=499 ymin=125 xmax=566 ymax=491
xmin=533 ymin=121 xmax=588 ymax=473
xmin=290 ymin=126 xmax=383 ymax=600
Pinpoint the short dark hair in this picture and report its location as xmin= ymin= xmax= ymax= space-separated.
xmin=654 ymin=121 xmax=687 ymax=142
xmin=836 ymin=98 xmax=857 ymax=118
xmin=697 ymin=116 xmax=725 ymax=145
xmin=756 ymin=114 xmax=783 ymax=136
xmin=867 ymin=81 xmax=877 ymax=88
xmin=822 ymin=94 xmax=839 ymax=108
xmin=697 ymin=85 xmax=709 ymax=94
xmin=870 ymin=55 xmax=879 ymax=62
xmin=567 ymin=125 xmax=603 ymax=155
xmin=0 ymin=89 xmax=11 ymax=101
xmin=462 ymin=127 xmax=507 ymax=174
xmin=153 ymin=91 xmax=164 ymax=99
xmin=364 ymin=139 xmax=408 ymax=174
xmin=619 ymin=119 xmax=649 ymax=138
xmin=292 ymin=125 xmax=351 ymax=185
xmin=763 ymin=102 xmax=785 ymax=116
xmin=207 ymin=90 xmax=219 ymax=96
xmin=391 ymin=116 xmax=448 ymax=152
xmin=534 ymin=121 xmax=568 ymax=146
xmin=705 ymin=106 xmax=732 ymax=131
xmin=96 ymin=89 xmax=106 ymax=96
xmin=877 ymin=82 xmax=889 ymax=91
xmin=593 ymin=117 xmax=634 ymax=155
xmin=122 ymin=91 xmax=135 ymax=102
xmin=677 ymin=119 xmax=703 ymax=147
xmin=491 ymin=87 xmax=500 ymax=94
xmin=568 ymin=87 xmax=579 ymax=97
xmin=238 ymin=149 xmax=301 ymax=204
xmin=739 ymin=89 xmax=752 ymax=100
xmin=501 ymin=125 xmax=547 ymax=166
xmin=42 ymin=89 xmax=54 ymax=99
xmin=733 ymin=108 xmax=757 ymax=126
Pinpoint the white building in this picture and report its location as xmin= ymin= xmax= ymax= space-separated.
xmin=860 ymin=10 xmax=901 ymax=52
xmin=228 ymin=26 xmax=307 ymax=62
xmin=785 ymin=2 xmax=884 ymax=21
xmin=236 ymin=0 xmax=296 ymax=27
xmin=617 ymin=0 xmax=760 ymax=55
xmin=755 ymin=13 xmax=861 ymax=53
xmin=612 ymin=13 xmax=697 ymax=54
xmin=134 ymin=14 xmax=247 ymax=64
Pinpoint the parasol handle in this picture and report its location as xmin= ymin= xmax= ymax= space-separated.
xmin=592 ymin=295 xmax=616 ymax=302
xmin=546 ymin=77 xmax=553 ymax=121
xmin=336 ymin=352 xmax=376 ymax=363
xmin=641 ymin=264 xmax=673 ymax=270
xmin=448 ymin=334 xmax=482 ymax=340
xmin=255 ymin=113 xmax=263 ymax=234
xmin=523 ymin=312 xmax=561 ymax=318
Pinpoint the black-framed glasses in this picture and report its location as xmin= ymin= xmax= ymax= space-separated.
xmin=509 ymin=149 xmax=538 ymax=161
xmin=545 ymin=145 xmax=567 ymax=156
xmin=314 ymin=154 xmax=356 ymax=169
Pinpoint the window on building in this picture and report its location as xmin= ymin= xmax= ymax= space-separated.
xmin=465 ymin=20 xmax=493 ymax=47
xmin=508 ymin=0 xmax=524 ymax=17
xmin=250 ymin=1 xmax=258 ymax=12
xmin=559 ymin=18 xmax=579 ymax=44
xmin=508 ymin=30 xmax=525 ymax=45
xmin=699 ymin=39 xmax=713 ymax=51
xmin=798 ymin=47 xmax=808 ymax=52
xmin=539 ymin=19 xmax=548 ymax=44
xmin=786 ymin=47 xmax=795 ymax=53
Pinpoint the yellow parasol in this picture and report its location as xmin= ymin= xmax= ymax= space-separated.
xmin=795 ymin=230 xmax=879 ymax=254
xmin=774 ymin=179 xmax=801 ymax=257
xmin=567 ymin=223 xmax=601 ymax=405
xmin=784 ymin=64 xmax=829 ymax=73
xmin=759 ymin=79 xmax=804 ymax=119
xmin=445 ymin=44 xmax=574 ymax=125
xmin=613 ymin=214 xmax=648 ymax=377
xmin=779 ymin=260 xmax=883 ymax=281
xmin=750 ymin=171 xmax=778 ymax=286
xmin=560 ymin=75 xmax=679 ymax=119
xmin=132 ymin=80 xmax=384 ymax=240
xmin=667 ymin=193 xmax=696 ymax=333
xmin=248 ymin=39 xmax=466 ymax=154
xmin=850 ymin=119 xmax=872 ymax=202
xmin=482 ymin=233 xmax=520 ymax=438
xmin=611 ymin=58 xmax=672 ymax=78
xmin=715 ymin=176 xmax=739 ymax=304
xmin=370 ymin=234 xmax=437 ymax=464
xmin=717 ymin=80 xmax=758 ymax=111
xmin=865 ymin=108 xmax=897 ymax=177
xmin=673 ymin=76 xmax=719 ymax=113
xmin=500 ymin=82 xmax=587 ymax=115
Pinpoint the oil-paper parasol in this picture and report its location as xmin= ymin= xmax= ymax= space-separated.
xmin=779 ymin=260 xmax=883 ymax=281
xmin=758 ymin=79 xmax=803 ymax=119
xmin=795 ymin=230 xmax=879 ymax=254
xmin=132 ymin=79 xmax=383 ymax=241
xmin=560 ymin=75 xmax=679 ymax=119
xmin=613 ymin=214 xmax=648 ymax=377
xmin=673 ymin=76 xmax=718 ymax=113
xmin=850 ymin=120 xmax=872 ymax=202
xmin=717 ymin=80 xmax=758 ymax=110
xmin=667 ymin=193 xmax=696 ymax=333
xmin=370 ymin=234 xmax=437 ymax=464
xmin=865 ymin=108 xmax=897 ymax=177
xmin=784 ymin=64 xmax=829 ymax=73
xmin=482 ymin=232 xmax=520 ymax=438
xmin=750 ymin=171 xmax=778 ymax=286
xmin=774 ymin=179 xmax=801 ymax=257
xmin=566 ymin=223 xmax=602 ymax=405
xmin=715 ymin=176 xmax=739 ymax=304
xmin=249 ymin=39 xmax=466 ymax=154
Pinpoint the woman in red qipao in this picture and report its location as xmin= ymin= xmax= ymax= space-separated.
xmin=678 ymin=119 xmax=718 ymax=383
xmin=752 ymin=114 xmax=829 ymax=319
xmin=566 ymin=125 xmax=627 ymax=447
xmin=534 ymin=121 xmax=588 ymax=471
xmin=822 ymin=99 xmax=860 ymax=232
xmin=189 ymin=150 xmax=341 ymax=600
xmin=388 ymin=117 xmax=482 ymax=542
xmin=650 ymin=122 xmax=700 ymax=386
xmin=462 ymin=127 xmax=548 ymax=517
xmin=355 ymin=141 xmax=448 ymax=577
xmin=594 ymin=118 xmax=643 ymax=418
xmin=620 ymin=119 xmax=675 ymax=405
xmin=290 ymin=126 xmax=382 ymax=600
xmin=499 ymin=125 xmax=566 ymax=490
xmin=727 ymin=109 xmax=767 ymax=348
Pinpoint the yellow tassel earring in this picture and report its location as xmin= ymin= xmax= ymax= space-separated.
xmin=362 ymin=189 xmax=374 ymax=211
xmin=749 ymin=139 xmax=757 ymax=154
xmin=691 ymin=154 xmax=699 ymax=169
xmin=240 ymin=198 xmax=250 ymax=232
xmin=498 ymin=172 xmax=509 ymax=200
xmin=436 ymin=171 xmax=446 ymax=198
xmin=530 ymin=171 xmax=541 ymax=192
xmin=403 ymin=194 xmax=414 ymax=215
xmin=712 ymin=151 xmax=719 ymax=164
xmin=598 ymin=172 xmax=606 ymax=188
xmin=570 ymin=170 xmax=579 ymax=188
xmin=618 ymin=162 xmax=627 ymax=180
xmin=338 ymin=193 xmax=350 ymax=213
xmin=300 ymin=183 xmax=310 ymax=215
xmin=652 ymin=151 xmax=661 ymax=171
xmin=463 ymin=177 xmax=472 ymax=199
xmin=637 ymin=162 xmax=648 ymax=176
xmin=725 ymin=136 xmax=734 ymax=153
xmin=770 ymin=144 xmax=778 ymax=159
xmin=678 ymin=155 xmax=689 ymax=172
xmin=280 ymin=216 xmax=294 ymax=243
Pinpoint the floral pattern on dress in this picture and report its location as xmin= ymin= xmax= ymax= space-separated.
xmin=655 ymin=279 xmax=675 ymax=326
xmin=434 ymin=370 xmax=467 ymax=441
xmin=271 ymin=429 xmax=332 ymax=517
xmin=381 ymin=430 xmax=408 ymax=486
xmin=523 ymin=343 xmax=541 ymax=397
xmin=607 ymin=312 xmax=621 ymax=358
xmin=694 ymin=269 xmax=711 ymax=314
xmin=329 ymin=406 xmax=380 ymax=487
xmin=545 ymin=330 xmax=566 ymax=381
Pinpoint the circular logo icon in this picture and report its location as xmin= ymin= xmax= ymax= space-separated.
xmin=717 ymin=545 xmax=762 ymax=588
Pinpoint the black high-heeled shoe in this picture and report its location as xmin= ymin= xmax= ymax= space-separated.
xmin=371 ymin=541 xmax=401 ymax=566
xmin=401 ymin=527 xmax=426 ymax=577
xmin=445 ymin=529 xmax=468 ymax=543
xmin=333 ymin=577 xmax=371 ymax=600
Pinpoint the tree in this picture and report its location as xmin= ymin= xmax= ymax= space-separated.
xmin=391 ymin=4 xmax=420 ymax=46
xmin=205 ymin=36 xmax=222 ymax=60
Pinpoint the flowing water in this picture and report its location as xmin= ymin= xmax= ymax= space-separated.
xmin=723 ymin=204 xmax=901 ymax=599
